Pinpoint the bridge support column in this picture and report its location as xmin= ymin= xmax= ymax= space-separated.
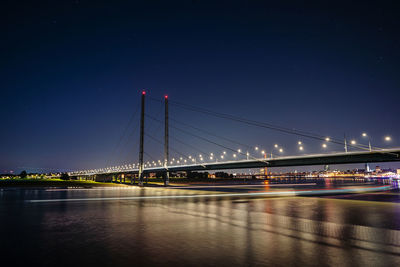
xmin=164 ymin=94 xmax=169 ymax=186
xmin=138 ymin=90 xmax=146 ymax=186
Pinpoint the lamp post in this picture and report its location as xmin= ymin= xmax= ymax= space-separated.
xmin=362 ymin=132 xmax=372 ymax=152
xmin=270 ymin=144 xmax=279 ymax=159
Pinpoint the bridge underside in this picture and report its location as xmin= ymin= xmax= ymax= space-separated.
xmin=148 ymin=149 xmax=400 ymax=173
xmin=70 ymin=149 xmax=400 ymax=177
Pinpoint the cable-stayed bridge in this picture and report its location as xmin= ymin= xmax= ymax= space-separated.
xmin=69 ymin=91 xmax=400 ymax=185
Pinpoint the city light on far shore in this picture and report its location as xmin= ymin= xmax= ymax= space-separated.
xmin=385 ymin=136 xmax=392 ymax=141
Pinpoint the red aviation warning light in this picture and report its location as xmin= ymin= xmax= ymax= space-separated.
xmin=164 ymin=95 xmax=168 ymax=99
xmin=142 ymin=90 xmax=146 ymax=95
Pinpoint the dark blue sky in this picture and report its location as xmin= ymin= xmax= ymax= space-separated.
xmin=1 ymin=1 xmax=399 ymax=173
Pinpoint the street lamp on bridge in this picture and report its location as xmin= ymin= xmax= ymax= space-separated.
xmin=362 ymin=132 xmax=372 ymax=152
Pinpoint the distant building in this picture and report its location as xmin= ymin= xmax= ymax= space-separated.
xmin=376 ymin=166 xmax=382 ymax=173
xmin=365 ymin=163 xmax=371 ymax=172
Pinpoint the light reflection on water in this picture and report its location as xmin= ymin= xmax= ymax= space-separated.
xmin=1 ymin=184 xmax=400 ymax=266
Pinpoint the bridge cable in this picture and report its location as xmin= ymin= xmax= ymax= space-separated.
xmin=108 ymin=102 xmax=140 ymax=163
xmin=165 ymin=98 xmax=384 ymax=152
xmin=170 ymin=118 xmax=253 ymax=151
xmin=144 ymin=132 xmax=191 ymax=161
xmin=146 ymin=114 xmax=270 ymax=163
xmin=170 ymin=135 xmax=208 ymax=156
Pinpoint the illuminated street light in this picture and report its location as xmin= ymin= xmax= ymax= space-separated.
xmin=322 ymin=143 xmax=327 ymax=148
xmin=233 ymin=154 xmax=237 ymax=158
xmin=223 ymin=151 xmax=226 ymax=155
xmin=325 ymin=137 xmax=330 ymax=142
xmin=298 ymin=141 xmax=302 ymax=145
xmin=221 ymin=155 xmax=224 ymax=159
xmin=279 ymin=148 xmax=283 ymax=153
xmin=299 ymin=146 xmax=303 ymax=151
xmin=361 ymin=132 xmax=372 ymax=152
xmin=261 ymin=150 xmax=265 ymax=155
xmin=237 ymin=149 xmax=241 ymax=153
xmin=351 ymin=140 xmax=356 ymax=145
xmin=274 ymin=144 xmax=278 ymax=148
xmin=255 ymin=147 xmax=259 ymax=151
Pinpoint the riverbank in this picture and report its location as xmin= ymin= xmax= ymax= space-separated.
xmin=0 ymin=178 xmax=129 ymax=188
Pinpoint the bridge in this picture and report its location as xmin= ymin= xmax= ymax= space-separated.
xmin=69 ymin=91 xmax=399 ymax=185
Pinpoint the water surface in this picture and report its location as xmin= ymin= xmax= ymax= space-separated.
xmin=1 ymin=183 xmax=400 ymax=266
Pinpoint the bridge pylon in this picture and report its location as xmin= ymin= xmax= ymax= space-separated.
xmin=138 ymin=90 xmax=146 ymax=186
xmin=164 ymin=95 xmax=169 ymax=186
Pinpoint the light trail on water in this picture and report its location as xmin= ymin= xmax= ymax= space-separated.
xmin=44 ymin=183 xmax=317 ymax=192
xmin=29 ymin=185 xmax=392 ymax=203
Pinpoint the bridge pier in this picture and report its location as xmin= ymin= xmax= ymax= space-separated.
xmin=164 ymin=94 xmax=169 ymax=186
xmin=138 ymin=91 xmax=145 ymax=187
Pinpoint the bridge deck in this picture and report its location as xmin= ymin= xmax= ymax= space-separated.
xmin=70 ymin=148 xmax=400 ymax=176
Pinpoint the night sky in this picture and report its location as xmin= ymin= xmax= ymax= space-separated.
xmin=2 ymin=1 xmax=400 ymax=173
